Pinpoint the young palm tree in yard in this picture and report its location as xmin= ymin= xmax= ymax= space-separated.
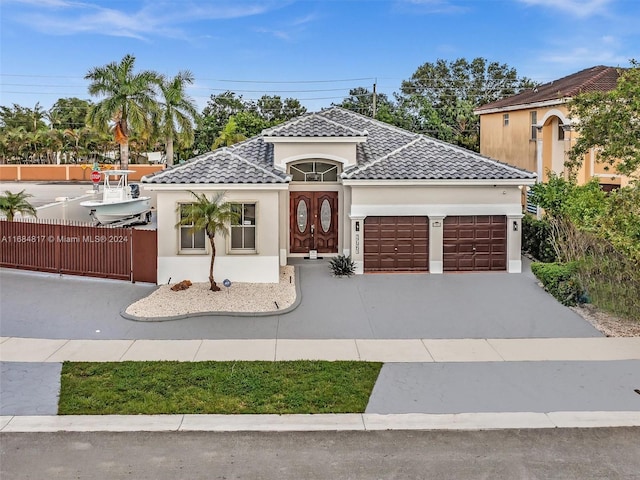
xmin=159 ymin=71 xmax=198 ymax=165
xmin=0 ymin=190 xmax=37 ymax=221
xmin=85 ymin=54 xmax=161 ymax=171
xmin=177 ymin=192 xmax=239 ymax=291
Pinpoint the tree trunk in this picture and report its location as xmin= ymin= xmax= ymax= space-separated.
xmin=166 ymin=137 xmax=174 ymax=165
xmin=208 ymin=234 xmax=220 ymax=291
xmin=120 ymin=141 xmax=129 ymax=171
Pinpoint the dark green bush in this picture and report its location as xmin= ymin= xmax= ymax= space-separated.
xmin=522 ymin=214 xmax=557 ymax=262
xmin=329 ymin=254 xmax=356 ymax=277
xmin=531 ymin=262 xmax=584 ymax=306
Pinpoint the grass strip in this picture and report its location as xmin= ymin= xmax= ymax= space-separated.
xmin=59 ymin=361 xmax=382 ymax=415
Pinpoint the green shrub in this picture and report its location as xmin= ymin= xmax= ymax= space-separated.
xmin=576 ymin=250 xmax=640 ymax=321
xmin=329 ymin=254 xmax=356 ymax=277
xmin=521 ymin=214 xmax=557 ymax=262
xmin=531 ymin=262 xmax=584 ymax=306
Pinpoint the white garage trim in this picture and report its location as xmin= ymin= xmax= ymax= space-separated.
xmin=349 ymin=204 xmax=523 ymax=218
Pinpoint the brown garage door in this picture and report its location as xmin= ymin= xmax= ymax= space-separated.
xmin=443 ymin=215 xmax=506 ymax=271
xmin=364 ymin=216 xmax=428 ymax=272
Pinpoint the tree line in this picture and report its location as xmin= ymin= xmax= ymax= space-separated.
xmin=0 ymin=55 xmax=534 ymax=168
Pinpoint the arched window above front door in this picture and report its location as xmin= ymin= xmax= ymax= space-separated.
xmin=289 ymin=161 xmax=340 ymax=182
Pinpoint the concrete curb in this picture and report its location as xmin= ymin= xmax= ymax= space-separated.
xmin=120 ymin=266 xmax=303 ymax=321
xmin=2 ymin=411 xmax=639 ymax=433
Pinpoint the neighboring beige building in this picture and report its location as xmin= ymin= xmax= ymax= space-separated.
xmin=475 ymin=66 xmax=630 ymax=190
xmin=143 ymin=107 xmax=535 ymax=284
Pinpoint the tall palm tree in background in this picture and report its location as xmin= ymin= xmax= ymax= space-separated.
xmin=0 ymin=190 xmax=37 ymax=221
xmin=177 ymin=192 xmax=238 ymax=291
xmin=159 ymin=71 xmax=198 ymax=165
xmin=85 ymin=54 xmax=161 ymax=171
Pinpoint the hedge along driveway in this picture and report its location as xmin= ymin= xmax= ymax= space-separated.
xmin=58 ymin=361 xmax=382 ymax=415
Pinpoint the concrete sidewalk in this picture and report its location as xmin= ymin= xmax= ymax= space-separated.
xmin=2 ymin=337 xmax=639 ymax=431
xmin=2 ymin=336 xmax=640 ymax=363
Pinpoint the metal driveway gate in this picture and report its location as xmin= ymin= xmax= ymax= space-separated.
xmin=0 ymin=219 xmax=157 ymax=282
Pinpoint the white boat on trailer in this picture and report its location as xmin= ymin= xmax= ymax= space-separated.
xmin=80 ymin=170 xmax=152 ymax=226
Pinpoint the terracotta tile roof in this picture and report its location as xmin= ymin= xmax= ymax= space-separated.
xmin=143 ymin=107 xmax=536 ymax=185
xmin=475 ymin=65 xmax=621 ymax=113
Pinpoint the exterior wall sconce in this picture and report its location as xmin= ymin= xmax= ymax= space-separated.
xmin=355 ymin=221 xmax=360 ymax=232
xmin=513 ymin=221 xmax=518 ymax=231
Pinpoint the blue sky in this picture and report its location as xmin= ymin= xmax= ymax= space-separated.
xmin=1 ymin=0 xmax=638 ymax=113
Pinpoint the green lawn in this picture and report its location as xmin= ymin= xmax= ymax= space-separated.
xmin=59 ymin=361 xmax=382 ymax=415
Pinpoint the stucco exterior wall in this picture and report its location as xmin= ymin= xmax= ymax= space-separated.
xmin=272 ymin=142 xmax=358 ymax=171
xmin=0 ymin=165 xmax=163 ymax=182
xmin=350 ymin=185 xmax=522 ymax=213
xmin=155 ymin=188 xmax=281 ymax=284
xmin=479 ymin=110 xmax=535 ymax=172
xmin=478 ymin=104 xmax=632 ymax=186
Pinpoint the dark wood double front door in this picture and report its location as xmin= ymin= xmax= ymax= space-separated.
xmin=290 ymin=191 xmax=338 ymax=253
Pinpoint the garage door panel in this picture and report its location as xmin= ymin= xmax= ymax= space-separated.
xmin=474 ymin=244 xmax=491 ymax=254
xmin=364 ymin=216 xmax=428 ymax=272
xmin=474 ymin=228 xmax=491 ymax=240
xmin=443 ymin=216 xmax=506 ymax=272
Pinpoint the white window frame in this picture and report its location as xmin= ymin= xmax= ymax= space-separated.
xmin=503 ymin=113 xmax=510 ymax=127
xmin=229 ymin=202 xmax=257 ymax=254
xmin=178 ymin=203 xmax=207 ymax=254
xmin=530 ymin=111 xmax=537 ymax=140
xmin=289 ymin=161 xmax=341 ymax=182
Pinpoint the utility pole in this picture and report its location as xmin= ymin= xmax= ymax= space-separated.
xmin=372 ymin=82 xmax=377 ymax=118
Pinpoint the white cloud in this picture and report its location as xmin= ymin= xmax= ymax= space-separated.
xmin=6 ymin=0 xmax=290 ymax=40
xmin=291 ymin=13 xmax=318 ymax=26
xmin=394 ymin=0 xmax=469 ymax=14
xmin=544 ymin=47 xmax=627 ymax=67
xmin=517 ymin=0 xmax=614 ymax=18
xmin=255 ymin=27 xmax=291 ymax=41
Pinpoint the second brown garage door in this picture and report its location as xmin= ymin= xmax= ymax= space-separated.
xmin=364 ymin=216 xmax=428 ymax=272
xmin=443 ymin=215 xmax=506 ymax=271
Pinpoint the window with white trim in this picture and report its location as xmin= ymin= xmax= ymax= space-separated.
xmin=289 ymin=161 xmax=339 ymax=182
xmin=503 ymin=113 xmax=510 ymax=126
xmin=179 ymin=204 xmax=206 ymax=252
xmin=530 ymin=111 xmax=537 ymax=140
xmin=230 ymin=203 xmax=256 ymax=251
xmin=557 ymin=122 xmax=565 ymax=140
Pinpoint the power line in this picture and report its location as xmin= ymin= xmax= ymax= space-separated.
xmin=1 ymin=73 xmax=378 ymax=84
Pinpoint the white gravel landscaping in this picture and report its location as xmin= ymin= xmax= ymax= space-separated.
xmin=125 ymin=266 xmax=296 ymax=318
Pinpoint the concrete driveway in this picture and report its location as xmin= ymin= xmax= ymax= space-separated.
xmin=0 ymin=257 xmax=600 ymax=340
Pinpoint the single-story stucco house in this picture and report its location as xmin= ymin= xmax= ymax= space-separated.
xmin=142 ymin=107 xmax=536 ymax=284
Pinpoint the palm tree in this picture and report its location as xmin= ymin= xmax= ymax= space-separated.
xmin=0 ymin=190 xmax=37 ymax=221
xmin=177 ymin=192 xmax=239 ymax=291
xmin=159 ymin=71 xmax=198 ymax=165
xmin=212 ymin=116 xmax=246 ymax=149
xmin=85 ymin=54 xmax=161 ymax=171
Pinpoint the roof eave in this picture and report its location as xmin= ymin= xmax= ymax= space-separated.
xmin=474 ymin=98 xmax=570 ymax=115
xmin=342 ymin=178 xmax=537 ymax=187
xmin=143 ymin=183 xmax=290 ymax=191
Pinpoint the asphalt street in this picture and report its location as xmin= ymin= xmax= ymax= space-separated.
xmin=2 ymin=429 xmax=639 ymax=479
